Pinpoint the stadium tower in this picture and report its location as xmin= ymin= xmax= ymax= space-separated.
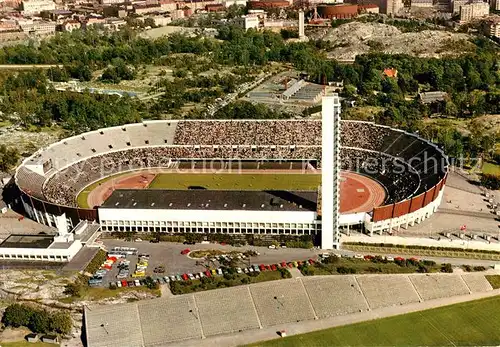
xmin=321 ymin=94 xmax=341 ymax=249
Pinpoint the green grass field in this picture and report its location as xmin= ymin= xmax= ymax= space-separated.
xmin=250 ymin=295 xmax=500 ymax=347
xmin=148 ymin=173 xmax=320 ymax=190
xmin=76 ymin=172 xmax=139 ymax=208
xmin=482 ymin=162 xmax=500 ymax=175
xmin=76 ymin=172 xmax=321 ymax=208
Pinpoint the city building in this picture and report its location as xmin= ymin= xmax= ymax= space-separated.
xmin=358 ymin=3 xmax=380 ymax=12
xmin=61 ymin=20 xmax=81 ymax=31
xmin=379 ymin=0 xmax=403 ymax=14
xmin=411 ymin=0 xmax=433 ymax=8
xmin=19 ymin=20 xmax=56 ymax=35
xmin=452 ymin=0 xmax=468 ymax=13
xmin=236 ymin=15 xmax=259 ymax=30
xmin=490 ymin=0 xmax=500 ymax=10
xmin=317 ymin=4 xmax=359 ymax=19
xmin=0 ymin=221 xmax=99 ymax=262
xmin=223 ymin=0 xmax=247 ymax=6
xmin=483 ymin=16 xmax=500 ymax=37
xmin=460 ymin=1 xmax=489 ymax=22
xmin=21 ymin=0 xmax=56 ymax=15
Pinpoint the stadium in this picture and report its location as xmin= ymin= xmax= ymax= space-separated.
xmin=13 ymin=96 xmax=448 ymax=249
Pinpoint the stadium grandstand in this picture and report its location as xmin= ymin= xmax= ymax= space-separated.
xmin=13 ymin=96 xmax=448 ymax=249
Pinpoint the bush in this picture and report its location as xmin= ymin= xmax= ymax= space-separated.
xmin=481 ymin=173 xmax=500 ymax=190
xmin=144 ymin=276 xmax=159 ymax=290
xmin=441 ymin=263 xmax=453 ymax=273
xmin=278 ymin=268 xmax=292 ymax=279
xmin=417 ymin=264 xmax=428 ymax=273
xmin=28 ymin=310 xmax=50 ymax=333
xmin=50 ymin=312 xmax=72 ymax=335
xmin=422 ymin=260 xmax=436 ymax=266
xmin=337 ymin=266 xmax=356 ymax=274
xmin=2 ymin=304 xmax=32 ymax=328
xmin=64 ymin=282 xmax=83 ymax=297
xmin=2 ymin=304 xmax=71 ymax=335
xmin=323 ymin=256 xmax=340 ymax=264
xmin=473 ymin=266 xmax=486 ymax=271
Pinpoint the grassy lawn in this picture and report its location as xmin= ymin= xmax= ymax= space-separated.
xmin=482 ymin=161 xmax=500 ymax=175
xmin=343 ymin=243 xmax=500 ymax=261
xmin=59 ymin=285 xmax=161 ymax=303
xmin=77 ymin=172 xmax=320 ymax=208
xmin=301 ymin=257 xmax=440 ymax=276
xmin=170 ymin=270 xmax=290 ymax=295
xmin=1 ymin=342 xmax=55 ymax=347
xmin=148 ymin=173 xmax=320 ymax=190
xmin=249 ymin=295 xmax=500 ymax=347
xmin=486 ymin=275 xmax=500 ymax=289
xmin=76 ymin=172 xmax=134 ymax=208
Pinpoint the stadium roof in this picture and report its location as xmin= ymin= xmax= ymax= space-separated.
xmin=101 ymin=189 xmax=318 ymax=212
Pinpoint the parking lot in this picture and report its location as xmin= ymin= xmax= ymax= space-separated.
xmin=96 ymin=239 xmax=320 ymax=285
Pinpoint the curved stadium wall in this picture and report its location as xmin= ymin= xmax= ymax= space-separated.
xmin=14 ymin=120 xmax=448 ymax=235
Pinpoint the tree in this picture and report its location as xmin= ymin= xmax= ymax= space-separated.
xmin=47 ymin=67 xmax=69 ymax=82
xmin=0 ymin=144 xmax=20 ymax=172
xmin=2 ymin=304 xmax=33 ymax=328
xmin=28 ymin=309 xmax=51 ymax=333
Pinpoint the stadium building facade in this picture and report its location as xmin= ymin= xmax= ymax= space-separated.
xmin=13 ymin=97 xmax=449 ymax=249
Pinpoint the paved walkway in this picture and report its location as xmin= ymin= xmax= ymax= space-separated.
xmin=173 ymin=289 xmax=500 ymax=347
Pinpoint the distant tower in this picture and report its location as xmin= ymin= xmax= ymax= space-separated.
xmin=298 ymin=10 xmax=305 ymax=39
xmin=321 ymin=95 xmax=341 ymax=249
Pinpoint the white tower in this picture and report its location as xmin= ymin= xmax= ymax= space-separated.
xmin=321 ymin=94 xmax=341 ymax=249
xmin=298 ymin=10 xmax=305 ymax=39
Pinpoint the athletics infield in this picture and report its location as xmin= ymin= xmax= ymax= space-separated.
xmin=78 ymin=170 xmax=386 ymax=214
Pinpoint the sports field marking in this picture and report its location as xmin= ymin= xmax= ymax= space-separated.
xmin=148 ymin=173 xmax=321 ymax=191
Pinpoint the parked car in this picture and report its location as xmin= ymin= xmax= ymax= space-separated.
xmin=386 ymin=256 xmax=394 ymax=261
xmin=154 ymin=266 xmax=165 ymax=273
xmin=271 ymin=264 xmax=277 ymax=271
xmin=181 ymin=249 xmax=190 ymax=255
xmin=149 ymin=239 xmax=159 ymax=243
xmin=248 ymin=267 xmax=254 ymax=273
xmin=182 ymin=274 xmax=189 ymax=281
xmin=354 ymin=254 xmax=364 ymax=259
xmin=217 ymin=269 xmax=223 ymax=276
xmin=205 ymin=270 xmax=212 ymax=277
xmin=163 ymin=276 xmax=170 ymax=283
xmin=268 ymin=245 xmax=276 ymax=249
xmin=121 ymin=280 xmax=128 ymax=287
xmin=188 ymin=273 xmax=195 ymax=280
xmin=134 ymin=280 xmax=141 ymax=286
xmin=183 ymin=241 xmax=196 ymax=245
xmin=175 ymin=275 xmax=182 ymax=281
xmin=236 ymin=267 xmax=242 ymax=274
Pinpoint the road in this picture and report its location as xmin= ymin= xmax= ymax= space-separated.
xmin=0 ymin=64 xmax=63 ymax=69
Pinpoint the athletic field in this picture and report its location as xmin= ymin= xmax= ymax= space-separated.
xmin=250 ymin=295 xmax=500 ymax=347
xmin=148 ymin=173 xmax=321 ymax=190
